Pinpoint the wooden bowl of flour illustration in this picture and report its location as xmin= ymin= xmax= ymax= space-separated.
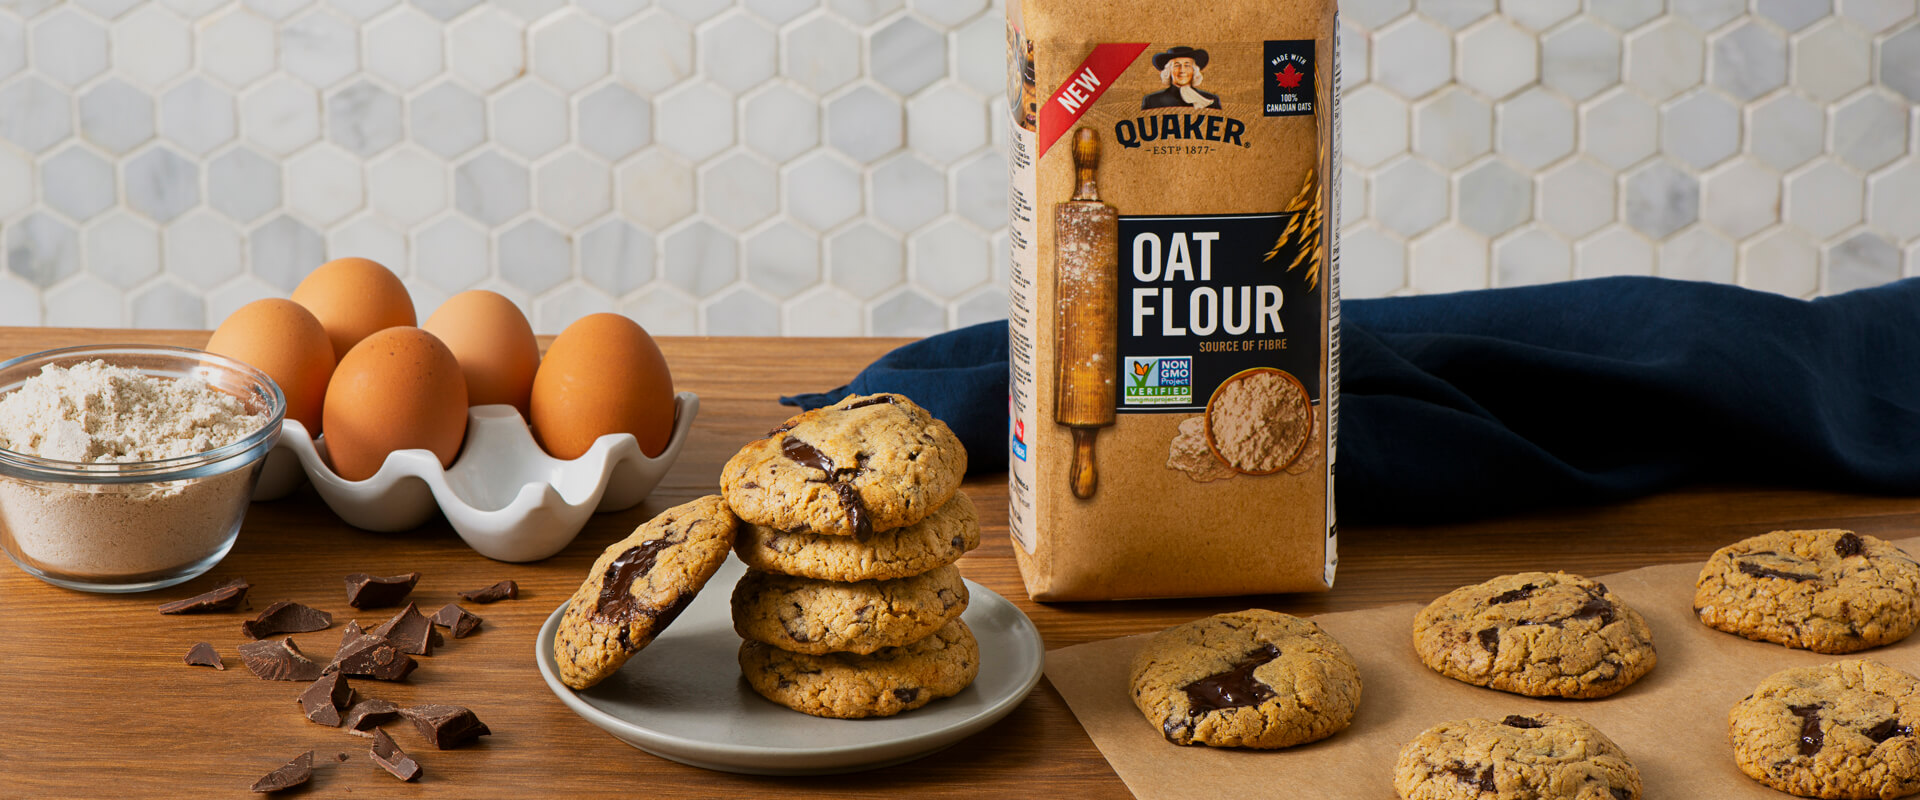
xmin=1202 ymin=367 xmax=1313 ymax=477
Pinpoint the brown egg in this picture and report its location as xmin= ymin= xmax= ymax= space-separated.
xmin=531 ymin=313 xmax=674 ymax=460
xmin=205 ymin=298 xmax=336 ymax=433
xmin=422 ymin=290 xmax=541 ymax=417
xmin=322 ymin=327 xmax=469 ymax=482
xmin=290 ymin=257 xmax=416 ymax=360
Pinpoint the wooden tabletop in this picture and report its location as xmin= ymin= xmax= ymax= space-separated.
xmin=4 ymin=327 xmax=1919 ymax=797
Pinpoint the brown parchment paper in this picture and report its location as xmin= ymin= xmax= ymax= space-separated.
xmin=1045 ymin=536 xmax=1920 ymax=799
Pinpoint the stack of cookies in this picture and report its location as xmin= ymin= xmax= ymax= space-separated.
xmin=719 ymin=393 xmax=979 ymax=719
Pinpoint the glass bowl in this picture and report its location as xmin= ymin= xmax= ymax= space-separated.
xmin=0 ymin=345 xmax=285 ymax=593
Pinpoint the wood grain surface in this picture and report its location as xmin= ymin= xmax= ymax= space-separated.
xmin=2 ymin=326 xmax=1919 ymax=797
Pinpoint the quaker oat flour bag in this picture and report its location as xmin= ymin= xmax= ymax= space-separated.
xmin=1006 ymin=0 xmax=1339 ymax=600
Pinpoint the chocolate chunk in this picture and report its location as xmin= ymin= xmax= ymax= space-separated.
xmin=158 ymin=577 xmax=251 ymax=614
xmin=781 ymin=437 xmax=836 ymax=473
xmin=340 ymin=620 xmax=364 ymax=648
xmin=250 ymin=751 xmax=313 ymax=793
xmin=238 ymin=637 xmax=326 ymax=682
xmin=1569 ymin=596 xmax=1617 ymax=626
xmin=593 ymin=538 xmax=676 ymax=631
xmin=430 ymin=603 xmax=483 ymax=638
xmin=342 ymin=699 xmax=402 ymax=737
xmin=1446 ymin=763 xmax=1495 ymax=792
xmin=1161 ymin=715 xmax=1195 ymax=744
xmin=844 ymin=394 xmax=899 ymax=410
xmin=1182 ymin=643 xmax=1281 ymax=711
xmin=1489 ymin=584 xmax=1538 ymax=604
xmin=345 ymin=572 xmax=421 ymax=609
xmin=458 ymin=580 xmax=518 ymax=604
xmin=400 ymin=704 xmax=491 ymax=749
xmin=1502 ymin=715 xmax=1545 ymax=729
xmin=1790 ymin=704 xmax=1824 ymax=755
xmin=298 ymin=671 xmax=354 ymax=727
xmin=1837 ymin=532 xmax=1865 ymax=557
xmin=184 ymin=642 xmax=224 ymax=670
xmin=832 ymin=482 xmax=871 ymax=536
xmin=242 ymin=600 xmax=333 ymax=640
xmin=369 ymin=603 xmax=440 ymax=656
xmin=893 ymin=687 xmax=920 ymax=704
xmin=369 ymin=729 xmax=422 ymax=782
xmin=1738 ymin=561 xmax=1821 ymax=582
xmin=329 ymin=634 xmax=418 ymax=682
xmin=1477 ymin=628 xmax=1500 ymax=654
xmin=1610 ymin=789 xmax=1631 ymax=800
xmin=1866 ymin=718 xmax=1912 ymax=743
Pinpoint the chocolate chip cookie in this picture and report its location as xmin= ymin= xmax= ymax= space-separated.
xmin=1695 ymin=530 xmax=1920 ymax=654
xmin=733 ymin=491 xmax=979 ymax=582
xmin=553 ymin=495 xmax=739 ymax=690
xmin=1128 ymin=609 xmax=1361 ymax=749
xmin=1729 ymin=659 xmax=1920 ymax=799
xmin=738 ymin=618 xmax=979 ymax=719
xmin=1413 ymin=571 xmax=1656 ymax=699
xmin=731 ymin=564 xmax=968 ymax=655
xmin=1393 ymin=712 xmax=1642 ymax=800
xmin=720 ymin=393 xmax=966 ymax=537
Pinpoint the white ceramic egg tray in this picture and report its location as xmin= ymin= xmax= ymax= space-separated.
xmin=252 ymin=393 xmax=698 ymax=563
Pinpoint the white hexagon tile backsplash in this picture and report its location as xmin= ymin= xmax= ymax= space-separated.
xmin=0 ymin=0 xmax=1918 ymax=334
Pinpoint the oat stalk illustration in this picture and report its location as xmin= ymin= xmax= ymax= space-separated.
xmin=1264 ymin=164 xmax=1323 ymax=291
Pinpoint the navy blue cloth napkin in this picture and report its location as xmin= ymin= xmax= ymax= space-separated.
xmin=783 ymin=277 xmax=1920 ymax=524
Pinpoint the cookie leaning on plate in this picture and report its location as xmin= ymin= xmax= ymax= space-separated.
xmin=1695 ymin=530 xmax=1920 ymax=654
xmin=739 ymin=618 xmax=980 ymax=719
xmin=1393 ymin=712 xmax=1642 ymax=800
xmin=552 ymin=495 xmax=739 ymax=690
xmin=733 ymin=491 xmax=980 ymax=582
xmin=1413 ymin=571 xmax=1656 ymax=698
xmin=720 ymin=393 xmax=967 ymax=537
xmin=1128 ymin=609 xmax=1361 ymax=749
xmin=1729 ymin=659 xmax=1920 ymax=800
xmin=731 ymin=564 xmax=968 ymax=655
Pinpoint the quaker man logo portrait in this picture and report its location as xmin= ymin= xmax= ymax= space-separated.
xmin=1142 ymin=46 xmax=1222 ymax=110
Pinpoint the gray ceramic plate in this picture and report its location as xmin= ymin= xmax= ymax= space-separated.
xmin=535 ymin=557 xmax=1046 ymax=775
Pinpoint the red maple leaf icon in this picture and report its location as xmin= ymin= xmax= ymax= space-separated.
xmin=1275 ymin=63 xmax=1303 ymax=88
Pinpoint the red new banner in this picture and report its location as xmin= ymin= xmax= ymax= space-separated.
xmin=1037 ymin=42 xmax=1150 ymax=158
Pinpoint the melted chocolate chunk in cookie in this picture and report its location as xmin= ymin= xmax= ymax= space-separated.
xmin=1447 ymin=763 xmax=1496 ymax=792
xmin=1503 ymin=715 xmax=1546 ymax=729
xmin=1790 ymin=704 xmax=1824 ymax=755
xmin=1867 ymin=718 xmax=1912 ymax=743
xmin=1739 ymin=560 xmax=1822 ymax=582
xmin=780 ymin=437 xmax=873 ymax=536
xmin=1182 ymin=643 xmax=1282 ymax=711
xmin=1490 ymin=584 xmax=1538 ymax=604
xmin=593 ymin=537 xmax=675 ymax=649
xmin=1838 ymin=532 xmax=1865 ymax=557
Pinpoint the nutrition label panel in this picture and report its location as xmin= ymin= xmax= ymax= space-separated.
xmin=1007 ymin=111 xmax=1039 ymax=555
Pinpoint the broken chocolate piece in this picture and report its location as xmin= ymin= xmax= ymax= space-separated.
xmin=401 ymin=704 xmax=492 ymax=749
xmin=1501 ymin=715 xmax=1545 ymax=729
xmin=238 ymin=637 xmax=326 ymax=682
xmin=1181 ymin=643 xmax=1281 ymax=711
xmin=430 ymin=603 xmax=482 ymax=638
xmin=370 ymin=729 xmax=423 ymax=781
xmin=184 ymin=642 xmax=224 ymax=670
xmin=458 ymin=580 xmax=518 ymax=604
xmin=368 ymin=603 xmax=440 ymax=656
xmin=328 ymin=634 xmax=418 ymax=682
xmin=242 ymin=600 xmax=333 ymax=640
xmin=339 ymin=620 xmax=364 ymax=648
xmin=1837 ymin=532 xmax=1865 ymax=557
xmin=298 ymin=671 xmax=355 ymax=727
xmin=345 ymin=572 xmax=421 ymax=609
xmin=250 ymin=751 xmax=313 ymax=793
xmin=158 ymin=577 xmax=251 ymax=614
xmin=342 ymin=699 xmax=402 ymax=737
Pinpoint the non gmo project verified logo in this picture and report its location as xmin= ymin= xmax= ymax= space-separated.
xmin=1123 ymin=356 xmax=1193 ymax=406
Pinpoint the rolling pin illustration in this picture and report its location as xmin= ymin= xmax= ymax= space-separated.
xmin=1053 ymin=128 xmax=1119 ymax=500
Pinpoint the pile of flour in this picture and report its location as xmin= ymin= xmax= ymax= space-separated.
xmin=0 ymin=360 xmax=267 ymax=462
xmin=0 ymin=360 xmax=269 ymax=581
